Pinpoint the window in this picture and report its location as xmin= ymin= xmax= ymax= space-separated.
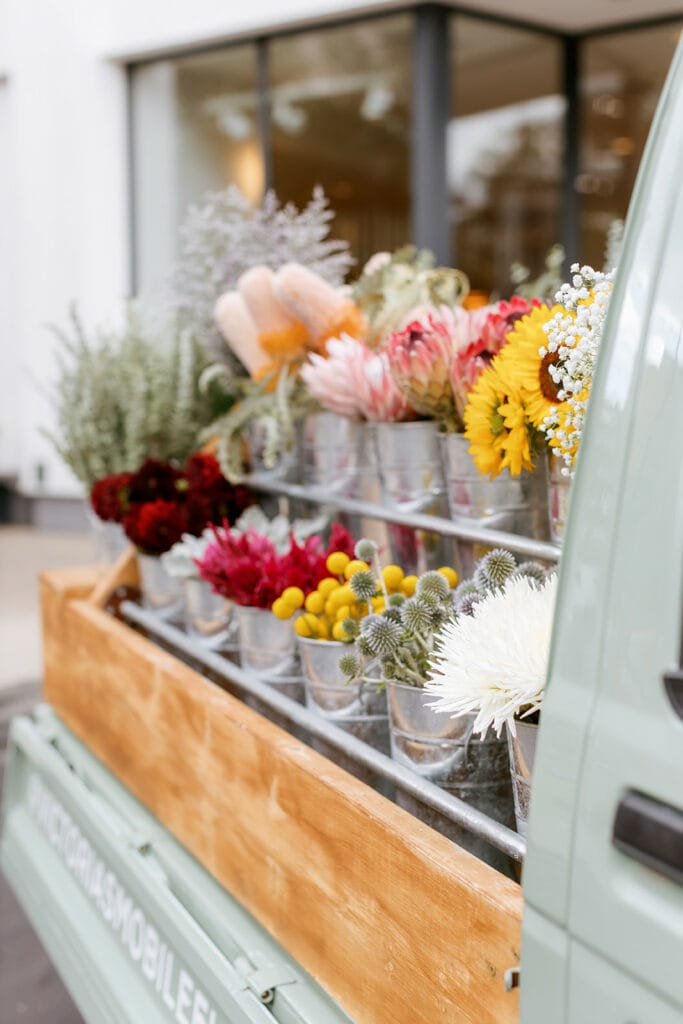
xmin=268 ymin=16 xmax=413 ymax=269
xmin=131 ymin=45 xmax=260 ymax=293
xmin=448 ymin=16 xmax=564 ymax=297
xmin=579 ymin=22 xmax=683 ymax=268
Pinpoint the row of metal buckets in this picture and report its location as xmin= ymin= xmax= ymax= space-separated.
xmin=256 ymin=413 xmax=569 ymax=574
xmin=139 ymin=567 xmax=536 ymax=878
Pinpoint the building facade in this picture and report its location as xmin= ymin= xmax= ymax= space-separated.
xmin=0 ymin=0 xmax=681 ymax=511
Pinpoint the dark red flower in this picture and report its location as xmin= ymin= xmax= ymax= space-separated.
xmin=183 ymin=453 xmax=254 ymax=535
xmin=89 ymin=473 xmax=132 ymax=522
xmin=196 ymin=522 xmax=356 ymax=609
xmin=185 ymin=452 xmax=223 ymax=491
xmin=123 ymin=499 xmax=188 ymax=556
xmin=127 ymin=459 xmax=184 ymax=503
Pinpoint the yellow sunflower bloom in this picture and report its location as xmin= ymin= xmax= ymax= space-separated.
xmin=498 ymin=389 xmax=536 ymax=476
xmin=463 ymin=364 xmax=510 ymax=478
xmin=496 ymin=304 xmax=568 ymax=430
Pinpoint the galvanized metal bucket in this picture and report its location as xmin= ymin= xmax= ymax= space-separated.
xmin=506 ymin=718 xmax=539 ymax=837
xmin=440 ymin=432 xmax=550 ymax=576
xmin=235 ymin=605 xmax=304 ymax=703
xmin=372 ymin=421 xmax=454 ymax=574
xmin=387 ymin=681 xmax=516 ymax=873
xmin=298 ymin=638 xmax=391 ymax=793
xmin=298 ymin=412 xmax=361 ymax=496
xmin=245 ymin=420 xmax=298 ymax=480
xmin=88 ymin=512 xmax=128 ymax=564
xmin=137 ymin=553 xmax=183 ymax=619
xmin=183 ymin=577 xmax=237 ymax=650
xmin=548 ymin=456 xmax=571 ymax=545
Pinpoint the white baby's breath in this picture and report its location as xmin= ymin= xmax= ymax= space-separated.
xmin=426 ymin=574 xmax=557 ymax=737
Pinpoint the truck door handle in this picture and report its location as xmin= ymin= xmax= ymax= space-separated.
xmin=663 ymin=668 xmax=683 ymax=719
xmin=613 ymin=791 xmax=683 ymax=887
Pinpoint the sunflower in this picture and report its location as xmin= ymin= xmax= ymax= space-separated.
xmin=498 ymin=389 xmax=536 ymax=477
xmin=464 ymin=363 xmax=511 ymax=479
xmin=495 ymin=304 xmax=569 ymax=430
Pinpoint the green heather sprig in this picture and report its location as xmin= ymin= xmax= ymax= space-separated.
xmin=46 ymin=305 xmax=225 ymax=487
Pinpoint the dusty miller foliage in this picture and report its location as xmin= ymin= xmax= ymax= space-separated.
xmin=511 ymin=243 xmax=565 ymax=303
xmin=173 ymin=186 xmax=353 ymax=365
xmin=46 ymin=305 xmax=225 ymax=487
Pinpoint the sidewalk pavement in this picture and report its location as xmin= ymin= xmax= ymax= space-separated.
xmin=0 ymin=526 xmax=98 ymax=693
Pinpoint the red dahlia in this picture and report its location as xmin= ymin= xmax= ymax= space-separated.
xmin=89 ymin=473 xmax=132 ymax=522
xmin=123 ymin=499 xmax=188 ymax=556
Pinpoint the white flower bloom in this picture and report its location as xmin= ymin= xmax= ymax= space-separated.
xmin=425 ymin=574 xmax=557 ymax=737
xmin=232 ymin=506 xmax=328 ymax=554
xmin=162 ymin=529 xmax=215 ymax=579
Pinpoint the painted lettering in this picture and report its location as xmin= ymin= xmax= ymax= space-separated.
xmin=162 ymin=951 xmax=176 ymax=1011
xmin=127 ymin=908 xmax=145 ymax=962
xmin=175 ymin=969 xmax=194 ymax=1024
xmin=191 ymin=987 xmax=209 ymax=1024
xmin=142 ymin=924 xmax=159 ymax=982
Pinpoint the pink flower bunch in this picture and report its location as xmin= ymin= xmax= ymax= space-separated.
xmin=383 ymin=315 xmax=460 ymax=430
xmin=196 ymin=522 xmax=355 ymax=610
xmin=451 ymin=297 xmax=544 ymax=418
xmin=301 ymin=334 xmax=412 ymax=423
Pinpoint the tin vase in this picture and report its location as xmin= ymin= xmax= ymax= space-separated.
xmin=440 ymin=433 xmax=550 ymax=577
xmin=387 ymin=682 xmax=515 ymax=872
xmin=183 ymin=578 xmax=237 ymax=650
xmin=372 ymin=421 xmax=453 ymax=574
xmin=235 ymin=606 xmax=303 ymax=703
xmin=137 ymin=554 xmax=183 ymax=619
xmin=548 ymin=456 xmax=571 ymax=545
xmin=506 ymin=719 xmax=539 ymax=837
xmin=88 ymin=512 xmax=128 ymax=564
xmin=298 ymin=638 xmax=391 ymax=791
xmin=299 ymin=412 xmax=361 ymax=496
xmin=245 ymin=420 xmax=298 ymax=480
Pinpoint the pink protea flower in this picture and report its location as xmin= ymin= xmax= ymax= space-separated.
xmin=451 ymin=297 xmax=544 ymax=418
xmin=301 ymin=334 xmax=413 ymax=423
xmin=384 ymin=315 xmax=460 ymax=430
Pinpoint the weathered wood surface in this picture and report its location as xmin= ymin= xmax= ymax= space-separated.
xmin=41 ymin=566 xmax=522 ymax=1024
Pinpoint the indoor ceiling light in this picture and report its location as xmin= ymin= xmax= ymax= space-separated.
xmin=361 ymin=84 xmax=395 ymax=121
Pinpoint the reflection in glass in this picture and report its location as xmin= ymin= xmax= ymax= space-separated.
xmin=131 ymin=45 xmax=261 ymax=293
xmin=268 ymin=16 xmax=413 ymax=268
xmin=448 ymin=17 xmax=564 ymax=297
xmin=580 ymin=23 xmax=682 ymax=268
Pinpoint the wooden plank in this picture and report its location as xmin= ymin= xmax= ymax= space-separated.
xmin=41 ymin=579 xmax=522 ymax=1024
xmin=87 ymin=546 xmax=139 ymax=608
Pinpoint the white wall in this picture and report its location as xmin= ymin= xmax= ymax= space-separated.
xmin=0 ymin=0 xmax=399 ymax=498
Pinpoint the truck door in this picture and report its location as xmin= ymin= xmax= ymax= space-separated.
xmin=522 ymin=40 xmax=683 ymax=1024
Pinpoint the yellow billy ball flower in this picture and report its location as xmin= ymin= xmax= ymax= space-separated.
xmin=401 ymin=575 xmax=418 ymax=597
xmin=371 ymin=596 xmax=386 ymax=612
xmin=281 ymin=586 xmax=305 ymax=609
xmin=317 ymin=577 xmax=339 ymax=598
xmin=272 ymin=598 xmax=293 ymax=620
xmin=437 ymin=566 xmax=458 ymax=588
xmin=326 ymin=551 xmax=350 ymax=576
xmin=335 ymin=605 xmax=351 ymax=622
xmin=317 ymin=619 xmax=331 ymax=640
xmin=305 ymin=591 xmax=325 ymax=614
xmin=294 ymin=616 xmax=313 ymax=638
xmin=344 ymin=559 xmax=369 ymax=580
xmin=381 ymin=565 xmax=404 ymax=591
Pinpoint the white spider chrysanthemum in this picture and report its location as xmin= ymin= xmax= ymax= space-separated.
xmin=425 ymin=574 xmax=557 ymax=737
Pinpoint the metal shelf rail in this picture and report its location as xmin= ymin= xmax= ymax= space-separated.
xmin=245 ymin=473 xmax=561 ymax=564
xmin=121 ymin=601 xmax=526 ymax=863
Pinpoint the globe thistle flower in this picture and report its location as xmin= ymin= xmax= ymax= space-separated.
xmin=426 ymin=575 xmax=557 ymax=737
xmin=383 ymin=606 xmax=403 ymax=624
xmin=355 ymin=538 xmax=378 ymax=562
xmin=474 ymin=549 xmax=517 ymax=591
xmin=350 ymin=569 xmax=379 ymax=602
xmin=388 ymin=592 xmax=406 ymax=607
xmin=515 ymin=561 xmax=548 ymax=585
xmin=341 ymin=617 xmax=359 ymax=639
xmin=416 ymin=570 xmax=450 ymax=603
xmin=339 ymin=652 xmax=361 ymax=678
xmin=356 ymin=635 xmax=375 ymax=659
xmin=455 ymin=591 xmax=483 ymax=617
xmin=401 ymin=599 xmax=434 ymax=634
xmin=452 ymin=578 xmax=482 ymax=605
xmin=360 ymin=615 xmax=403 ymax=656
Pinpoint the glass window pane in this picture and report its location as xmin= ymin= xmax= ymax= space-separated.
xmin=448 ymin=16 xmax=564 ymax=297
xmin=268 ymin=16 xmax=412 ymax=268
xmin=131 ymin=45 xmax=261 ymax=293
xmin=579 ymin=22 xmax=683 ymax=268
